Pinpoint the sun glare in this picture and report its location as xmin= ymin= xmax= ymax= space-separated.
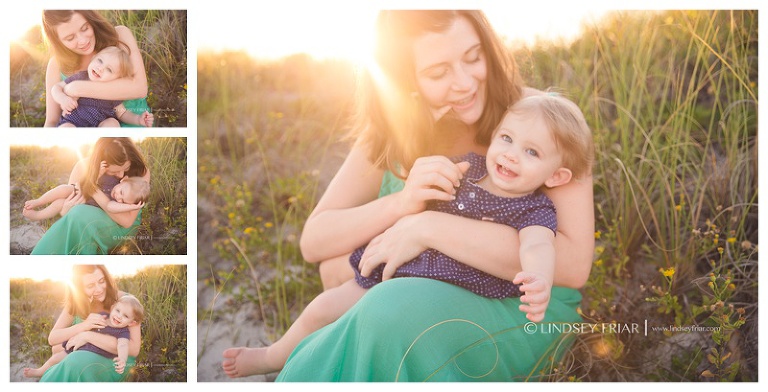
xmin=199 ymin=3 xmax=378 ymax=64
xmin=10 ymin=133 xmax=146 ymax=160
xmin=9 ymin=261 xmax=171 ymax=283
xmin=8 ymin=8 xmax=41 ymax=43
xmin=198 ymin=5 xmax=609 ymax=62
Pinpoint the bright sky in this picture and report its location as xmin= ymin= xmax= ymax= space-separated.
xmin=196 ymin=2 xmax=611 ymax=61
xmin=8 ymin=260 xmax=173 ymax=282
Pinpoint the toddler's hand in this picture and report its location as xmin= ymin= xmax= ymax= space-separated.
xmin=60 ymin=96 xmax=79 ymax=115
xmin=513 ymin=271 xmax=552 ymax=323
xmin=140 ymin=111 xmax=154 ymax=127
xmin=114 ymin=357 xmax=126 ymax=374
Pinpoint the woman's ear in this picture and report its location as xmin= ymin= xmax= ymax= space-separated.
xmin=544 ymin=167 xmax=573 ymax=188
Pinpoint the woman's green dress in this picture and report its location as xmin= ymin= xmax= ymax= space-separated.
xmin=31 ymin=204 xmax=141 ymax=255
xmin=39 ymin=317 xmax=135 ymax=382
xmin=121 ymin=98 xmax=152 ymax=128
xmin=276 ymin=171 xmax=583 ymax=381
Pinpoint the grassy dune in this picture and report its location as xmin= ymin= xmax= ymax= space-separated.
xmin=10 ymin=265 xmax=187 ymax=382
xmin=197 ymin=10 xmax=757 ymax=381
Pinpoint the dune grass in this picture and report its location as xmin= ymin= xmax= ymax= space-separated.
xmin=197 ymin=10 xmax=757 ymax=381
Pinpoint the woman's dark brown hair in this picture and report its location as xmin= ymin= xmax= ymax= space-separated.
xmin=65 ymin=265 xmax=119 ymax=320
xmin=42 ymin=10 xmax=121 ymax=75
xmin=80 ymin=138 xmax=149 ymax=200
xmin=352 ymin=10 xmax=525 ymax=175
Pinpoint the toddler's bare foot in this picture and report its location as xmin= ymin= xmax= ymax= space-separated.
xmin=21 ymin=207 xmax=44 ymax=221
xmin=23 ymin=367 xmax=45 ymax=378
xmin=24 ymin=199 xmax=42 ymax=210
xmin=222 ymin=347 xmax=281 ymax=378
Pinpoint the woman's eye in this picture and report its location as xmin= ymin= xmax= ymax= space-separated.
xmin=465 ymin=47 xmax=483 ymax=63
xmin=427 ymin=69 xmax=448 ymax=80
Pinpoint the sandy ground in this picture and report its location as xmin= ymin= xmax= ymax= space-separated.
xmin=10 ymin=361 xmax=37 ymax=383
xmin=196 ymin=280 xmax=278 ymax=382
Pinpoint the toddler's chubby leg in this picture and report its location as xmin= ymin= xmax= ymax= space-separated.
xmin=58 ymin=122 xmax=76 ymax=128
xmin=23 ymin=350 xmax=67 ymax=378
xmin=23 ymin=184 xmax=75 ymax=221
xmin=222 ymin=280 xmax=367 ymax=378
xmin=99 ymin=118 xmax=120 ymax=127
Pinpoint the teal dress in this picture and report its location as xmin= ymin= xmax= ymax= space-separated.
xmin=39 ymin=316 xmax=136 ymax=382
xmin=31 ymin=204 xmax=141 ymax=255
xmin=276 ymin=171 xmax=583 ymax=381
xmin=121 ymin=97 xmax=152 ymax=128
xmin=59 ymin=73 xmax=151 ymax=128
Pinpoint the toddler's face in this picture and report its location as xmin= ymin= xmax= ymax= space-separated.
xmin=87 ymin=50 xmax=123 ymax=82
xmin=483 ymin=110 xmax=564 ymax=197
xmin=111 ymin=182 xmax=136 ymax=204
xmin=108 ymin=301 xmax=136 ymax=328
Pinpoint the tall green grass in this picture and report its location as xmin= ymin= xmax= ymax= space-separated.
xmin=518 ymin=10 xmax=756 ymax=381
xmin=198 ymin=53 xmax=352 ymax=341
xmin=197 ymin=10 xmax=757 ymax=381
xmin=9 ymin=265 xmax=187 ymax=382
xmin=9 ymin=10 xmax=187 ymax=127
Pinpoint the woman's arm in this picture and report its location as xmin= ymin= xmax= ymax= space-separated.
xmin=300 ymin=143 xmax=466 ymax=263
xmin=90 ymin=190 xmax=141 ymax=228
xmin=63 ymin=26 xmax=148 ymax=100
xmin=44 ymin=58 xmax=65 ymax=127
xmin=299 ymin=144 xmax=390 ymax=262
xmin=361 ymin=175 xmax=595 ymax=289
xmin=67 ymin=321 xmax=141 ymax=357
xmin=48 ymin=311 xmax=106 ymax=346
xmin=67 ymin=158 xmax=88 ymax=186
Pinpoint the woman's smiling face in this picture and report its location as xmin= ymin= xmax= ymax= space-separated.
xmin=81 ymin=268 xmax=107 ymax=304
xmin=55 ymin=12 xmax=96 ymax=56
xmin=413 ymin=16 xmax=487 ymax=125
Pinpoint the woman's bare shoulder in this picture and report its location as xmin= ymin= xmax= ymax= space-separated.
xmin=115 ymin=25 xmax=139 ymax=44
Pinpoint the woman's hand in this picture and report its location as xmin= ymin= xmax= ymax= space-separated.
xmin=81 ymin=313 xmax=108 ymax=331
xmin=60 ymin=188 xmax=85 ymax=216
xmin=358 ymin=213 xmax=429 ymax=280
xmin=396 ymin=156 xmax=470 ymax=216
xmin=99 ymin=161 xmax=108 ymax=177
xmin=65 ymin=329 xmax=99 ymax=352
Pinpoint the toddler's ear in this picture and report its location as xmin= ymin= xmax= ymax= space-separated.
xmin=544 ymin=168 xmax=572 ymax=188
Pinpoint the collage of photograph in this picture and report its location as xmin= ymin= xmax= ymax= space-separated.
xmin=1 ymin=1 xmax=762 ymax=388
